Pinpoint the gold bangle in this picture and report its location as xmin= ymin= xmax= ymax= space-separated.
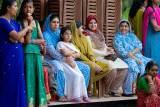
xmin=148 ymin=82 xmax=154 ymax=86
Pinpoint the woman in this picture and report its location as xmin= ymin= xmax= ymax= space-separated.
xmin=17 ymin=0 xmax=47 ymax=106
xmin=143 ymin=0 xmax=160 ymax=73
xmin=137 ymin=61 xmax=160 ymax=107
xmin=0 ymin=0 xmax=32 ymax=107
xmin=113 ymin=19 xmax=151 ymax=96
xmin=83 ymin=15 xmax=128 ymax=97
xmin=129 ymin=0 xmax=148 ymax=42
xmin=43 ymin=14 xmax=90 ymax=101
xmin=71 ymin=20 xmax=111 ymax=97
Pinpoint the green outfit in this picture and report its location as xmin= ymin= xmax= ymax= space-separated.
xmin=129 ymin=8 xmax=144 ymax=42
xmin=137 ymin=77 xmax=149 ymax=93
xmin=18 ymin=20 xmax=47 ymax=106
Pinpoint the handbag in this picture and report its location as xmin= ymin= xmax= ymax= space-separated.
xmin=104 ymin=54 xmax=117 ymax=61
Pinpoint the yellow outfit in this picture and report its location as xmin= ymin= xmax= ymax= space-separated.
xmin=71 ymin=21 xmax=111 ymax=95
xmin=129 ymin=8 xmax=144 ymax=42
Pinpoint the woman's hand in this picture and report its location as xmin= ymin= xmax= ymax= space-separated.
xmin=95 ymin=63 xmax=102 ymax=73
xmin=136 ymin=58 xmax=142 ymax=65
xmin=144 ymin=75 xmax=153 ymax=82
xmin=107 ymin=48 xmax=115 ymax=54
xmin=127 ymin=52 xmax=134 ymax=58
xmin=64 ymin=56 xmax=76 ymax=68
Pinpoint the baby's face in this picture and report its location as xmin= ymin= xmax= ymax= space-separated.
xmin=119 ymin=22 xmax=129 ymax=34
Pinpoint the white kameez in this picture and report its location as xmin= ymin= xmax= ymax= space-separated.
xmin=86 ymin=36 xmax=128 ymax=70
xmin=56 ymin=41 xmax=88 ymax=100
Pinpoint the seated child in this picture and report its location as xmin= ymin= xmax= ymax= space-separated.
xmin=56 ymin=26 xmax=90 ymax=102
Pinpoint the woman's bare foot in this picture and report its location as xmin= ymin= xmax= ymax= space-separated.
xmin=58 ymin=96 xmax=67 ymax=102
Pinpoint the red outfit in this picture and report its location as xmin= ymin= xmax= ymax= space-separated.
xmin=137 ymin=77 xmax=160 ymax=107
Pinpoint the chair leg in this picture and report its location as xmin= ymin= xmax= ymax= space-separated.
xmin=98 ymin=78 xmax=105 ymax=98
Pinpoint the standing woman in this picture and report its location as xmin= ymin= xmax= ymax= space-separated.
xmin=84 ymin=15 xmax=128 ymax=97
xmin=0 ymin=0 xmax=32 ymax=107
xmin=129 ymin=0 xmax=148 ymax=42
xmin=16 ymin=0 xmax=47 ymax=106
xmin=143 ymin=0 xmax=160 ymax=72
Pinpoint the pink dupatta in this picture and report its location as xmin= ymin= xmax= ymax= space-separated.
xmin=143 ymin=6 xmax=160 ymax=54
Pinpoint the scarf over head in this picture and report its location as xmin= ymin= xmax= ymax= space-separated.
xmin=43 ymin=14 xmax=61 ymax=48
xmin=71 ymin=20 xmax=95 ymax=61
xmin=83 ymin=15 xmax=105 ymax=49
xmin=143 ymin=6 xmax=160 ymax=53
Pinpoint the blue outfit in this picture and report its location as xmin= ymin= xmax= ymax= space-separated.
xmin=0 ymin=18 xmax=27 ymax=107
xmin=144 ymin=21 xmax=160 ymax=73
xmin=43 ymin=14 xmax=90 ymax=97
xmin=113 ymin=19 xmax=151 ymax=94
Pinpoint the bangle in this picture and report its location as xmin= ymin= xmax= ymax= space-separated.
xmin=31 ymin=39 xmax=34 ymax=43
xmin=148 ymin=82 xmax=154 ymax=86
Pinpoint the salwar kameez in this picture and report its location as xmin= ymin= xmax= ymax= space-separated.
xmin=43 ymin=14 xmax=90 ymax=98
xmin=113 ymin=19 xmax=151 ymax=94
xmin=71 ymin=21 xmax=111 ymax=96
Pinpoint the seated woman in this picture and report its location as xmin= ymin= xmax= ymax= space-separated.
xmin=71 ymin=20 xmax=111 ymax=97
xmin=83 ymin=15 xmax=128 ymax=97
xmin=43 ymin=14 xmax=90 ymax=101
xmin=56 ymin=26 xmax=90 ymax=102
xmin=113 ymin=19 xmax=151 ymax=96
xmin=137 ymin=61 xmax=160 ymax=107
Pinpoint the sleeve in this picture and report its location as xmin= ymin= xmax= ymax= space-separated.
xmin=74 ymin=45 xmax=90 ymax=61
xmin=56 ymin=42 xmax=65 ymax=51
xmin=137 ymin=77 xmax=149 ymax=93
xmin=43 ymin=32 xmax=53 ymax=45
xmin=46 ymin=45 xmax=64 ymax=62
xmin=113 ymin=35 xmax=128 ymax=59
xmin=37 ymin=23 xmax=41 ymax=32
xmin=136 ymin=9 xmax=144 ymax=41
xmin=147 ymin=7 xmax=155 ymax=19
xmin=0 ymin=18 xmax=14 ymax=34
xmin=86 ymin=36 xmax=108 ymax=56
xmin=133 ymin=34 xmax=142 ymax=51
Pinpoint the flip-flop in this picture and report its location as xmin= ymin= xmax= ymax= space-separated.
xmin=70 ymin=98 xmax=84 ymax=102
xmin=104 ymin=93 xmax=110 ymax=98
xmin=110 ymin=92 xmax=121 ymax=97
xmin=83 ymin=97 xmax=91 ymax=102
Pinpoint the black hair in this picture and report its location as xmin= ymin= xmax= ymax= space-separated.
xmin=60 ymin=26 xmax=72 ymax=43
xmin=50 ymin=14 xmax=59 ymax=22
xmin=145 ymin=60 xmax=159 ymax=71
xmin=75 ymin=20 xmax=82 ymax=28
xmin=129 ymin=0 xmax=146 ymax=18
xmin=146 ymin=0 xmax=155 ymax=16
xmin=16 ymin=0 xmax=34 ymax=21
xmin=0 ymin=0 xmax=16 ymax=16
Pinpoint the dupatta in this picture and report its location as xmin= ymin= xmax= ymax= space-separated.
xmin=83 ymin=15 xmax=105 ymax=49
xmin=43 ymin=14 xmax=61 ymax=48
xmin=143 ymin=6 xmax=160 ymax=53
xmin=71 ymin=20 xmax=95 ymax=61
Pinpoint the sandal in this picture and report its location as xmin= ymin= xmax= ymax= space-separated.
xmin=122 ymin=93 xmax=134 ymax=97
xmin=83 ymin=97 xmax=91 ymax=102
xmin=110 ymin=92 xmax=121 ymax=97
xmin=70 ymin=98 xmax=84 ymax=102
xmin=87 ymin=93 xmax=92 ymax=97
xmin=104 ymin=93 xmax=110 ymax=98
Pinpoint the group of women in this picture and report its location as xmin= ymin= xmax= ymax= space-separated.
xmin=0 ymin=0 xmax=160 ymax=106
xmin=129 ymin=0 xmax=160 ymax=106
